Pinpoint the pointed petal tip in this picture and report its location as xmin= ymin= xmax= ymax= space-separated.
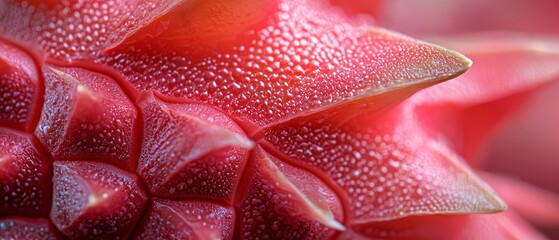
xmin=471 ymin=172 xmax=508 ymax=214
xmin=380 ymin=28 xmax=475 ymax=86
xmin=327 ymin=218 xmax=347 ymax=231
xmin=420 ymin=140 xmax=508 ymax=217
xmin=432 ymin=43 xmax=473 ymax=80
xmin=484 ymin=189 xmax=508 ymax=213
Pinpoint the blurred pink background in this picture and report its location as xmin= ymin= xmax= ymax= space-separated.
xmin=371 ymin=0 xmax=559 ymax=237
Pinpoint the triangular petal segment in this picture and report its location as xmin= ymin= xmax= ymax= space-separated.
xmin=0 ymin=40 xmax=41 ymax=132
xmin=35 ymin=66 xmax=138 ymax=170
xmin=132 ymin=198 xmax=234 ymax=240
xmin=0 ymin=217 xmax=63 ymax=240
xmin=137 ymin=93 xmax=252 ymax=202
xmin=102 ymin=0 xmax=471 ymax=127
xmin=51 ymin=161 xmax=148 ymax=239
xmin=237 ymin=147 xmax=344 ymax=239
xmin=0 ymin=0 xmax=182 ymax=60
xmin=263 ymin=107 xmax=505 ymax=224
xmin=0 ymin=128 xmax=51 ymax=217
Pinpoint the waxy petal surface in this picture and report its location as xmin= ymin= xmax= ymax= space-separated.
xmin=0 ymin=0 xmax=181 ymax=60
xmin=0 ymin=128 xmax=50 ymax=217
xmin=482 ymin=81 xmax=559 ymax=194
xmin=237 ymin=147 xmax=344 ymax=239
xmin=263 ymin=109 xmax=505 ymax=224
xmin=262 ymin=34 xmax=559 ymax=226
xmin=133 ymin=199 xmax=234 ymax=240
xmin=137 ymin=94 xmax=252 ymax=201
xmin=0 ymin=217 xmax=62 ymax=240
xmin=0 ymin=40 xmax=41 ymax=132
xmin=51 ymin=161 xmax=148 ymax=239
xmin=102 ymin=0 xmax=471 ymax=127
xmin=35 ymin=66 xmax=138 ymax=170
xmin=0 ymin=0 xmax=535 ymax=239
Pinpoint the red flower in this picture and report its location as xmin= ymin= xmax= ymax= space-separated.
xmin=0 ymin=0 xmax=557 ymax=239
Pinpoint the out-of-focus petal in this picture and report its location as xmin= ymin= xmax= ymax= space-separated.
xmin=407 ymin=34 xmax=559 ymax=164
xmin=379 ymin=0 xmax=559 ymax=36
xmin=352 ymin=210 xmax=548 ymax=240
xmin=482 ymin=81 xmax=559 ymax=194
xmin=481 ymin=172 xmax=559 ymax=226
xmin=328 ymin=0 xmax=385 ymax=19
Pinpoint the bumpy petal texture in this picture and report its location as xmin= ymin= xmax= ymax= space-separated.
xmin=132 ymin=198 xmax=235 ymax=239
xmin=0 ymin=128 xmax=51 ymax=217
xmin=1 ymin=0 xmax=471 ymax=127
xmin=137 ymin=93 xmax=253 ymax=202
xmin=376 ymin=1 xmax=559 ymax=237
xmin=236 ymin=147 xmax=344 ymax=239
xmin=0 ymin=217 xmax=63 ymax=239
xmin=102 ymin=0 xmax=472 ymax=128
xmin=36 ymin=66 xmax=139 ymax=170
xmin=262 ymin=99 xmax=506 ymax=224
xmin=3 ymin=0 xmax=556 ymax=239
xmin=51 ymin=161 xmax=148 ymax=239
xmin=263 ymin=33 xmax=559 ymax=237
xmin=0 ymin=40 xmax=41 ymax=132
xmin=369 ymin=35 xmax=559 ymax=238
xmin=0 ymin=0 xmax=183 ymax=60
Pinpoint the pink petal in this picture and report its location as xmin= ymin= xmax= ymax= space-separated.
xmin=0 ymin=217 xmax=62 ymax=240
xmin=353 ymin=211 xmax=548 ymax=240
xmin=101 ymin=0 xmax=471 ymax=127
xmin=263 ymin=105 xmax=505 ymax=224
xmin=51 ymin=161 xmax=148 ymax=239
xmin=132 ymin=198 xmax=234 ymax=240
xmin=236 ymin=147 xmax=344 ymax=239
xmin=0 ymin=128 xmax=51 ymax=217
xmin=481 ymin=81 xmax=559 ymax=194
xmin=35 ymin=66 xmax=139 ymax=170
xmin=407 ymin=34 xmax=559 ymax=164
xmin=0 ymin=0 xmax=182 ymax=60
xmin=137 ymin=93 xmax=252 ymax=202
xmin=0 ymin=39 xmax=41 ymax=132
